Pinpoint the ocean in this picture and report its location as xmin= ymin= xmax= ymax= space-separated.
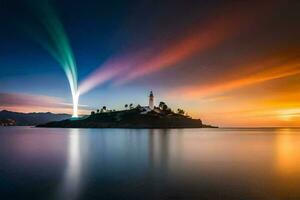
xmin=0 ymin=127 xmax=300 ymax=200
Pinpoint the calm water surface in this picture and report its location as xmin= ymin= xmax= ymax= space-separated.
xmin=0 ymin=127 xmax=300 ymax=200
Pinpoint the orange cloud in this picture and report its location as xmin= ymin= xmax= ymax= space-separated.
xmin=171 ymin=58 xmax=300 ymax=100
xmin=163 ymin=55 xmax=300 ymax=127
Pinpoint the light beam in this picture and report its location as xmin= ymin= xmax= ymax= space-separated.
xmin=28 ymin=1 xmax=79 ymax=117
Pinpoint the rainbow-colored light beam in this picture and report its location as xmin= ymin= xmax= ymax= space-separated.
xmin=28 ymin=1 xmax=79 ymax=117
xmin=78 ymin=51 xmax=150 ymax=95
xmin=78 ymin=0 xmax=282 ymax=93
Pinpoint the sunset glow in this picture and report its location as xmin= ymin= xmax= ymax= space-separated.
xmin=2 ymin=1 xmax=300 ymax=200
xmin=0 ymin=0 xmax=299 ymax=126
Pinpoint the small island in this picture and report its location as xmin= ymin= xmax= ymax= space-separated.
xmin=38 ymin=91 xmax=217 ymax=128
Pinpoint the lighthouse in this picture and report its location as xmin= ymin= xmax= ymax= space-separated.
xmin=149 ymin=91 xmax=154 ymax=110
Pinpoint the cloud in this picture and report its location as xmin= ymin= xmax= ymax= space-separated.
xmin=0 ymin=93 xmax=88 ymax=113
xmin=77 ymin=0 xmax=283 ymax=93
xmin=0 ymin=93 xmax=66 ymax=107
xmin=170 ymin=58 xmax=300 ymax=100
xmin=113 ymin=0 xmax=283 ymax=85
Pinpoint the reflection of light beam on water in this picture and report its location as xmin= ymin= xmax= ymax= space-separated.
xmin=61 ymin=129 xmax=81 ymax=200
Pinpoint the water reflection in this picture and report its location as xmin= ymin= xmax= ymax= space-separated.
xmin=275 ymin=128 xmax=300 ymax=176
xmin=2 ymin=127 xmax=300 ymax=199
xmin=148 ymin=129 xmax=170 ymax=171
xmin=60 ymin=129 xmax=82 ymax=200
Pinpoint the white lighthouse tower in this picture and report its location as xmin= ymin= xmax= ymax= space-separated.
xmin=149 ymin=91 xmax=154 ymax=110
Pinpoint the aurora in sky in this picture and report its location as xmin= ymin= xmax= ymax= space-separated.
xmin=27 ymin=1 xmax=79 ymax=117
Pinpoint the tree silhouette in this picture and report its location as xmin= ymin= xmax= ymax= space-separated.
xmin=129 ymin=103 xmax=133 ymax=109
xmin=158 ymin=101 xmax=170 ymax=112
xmin=163 ymin=104 xmax=168 ymax=111
xmin=177 ymin=108 xmax=185 ymax=115
xmin=96 ymin=109 xmax=99 ymax=113
xmin=159 ymin=102 xmax=169 ymax=111
xmin=91 ymin=111 xmax=95 ymax=115
xmin=125 ymin=104 xmax=128 ymax=109
xmin=159 ymin=102 xmax=166 ymax=110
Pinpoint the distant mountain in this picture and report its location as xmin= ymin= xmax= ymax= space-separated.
xmin=0 ymin=110 xmax=71 ymax=126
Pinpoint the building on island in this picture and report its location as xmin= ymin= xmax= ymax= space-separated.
xmin=140 ymin=91 xmax=157 ymax=114
xmin=149 ymin=91 xmax=154 ymax=110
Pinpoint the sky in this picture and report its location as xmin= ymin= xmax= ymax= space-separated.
xmin=0 ymin=0 xmax=299 ymax=127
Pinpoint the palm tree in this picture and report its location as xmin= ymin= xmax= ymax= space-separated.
xmin=96 ymin=109 xmax=100 ymax=113
xmin=91 ymin=111 xmax=95 ymax=115
xmin=103 ymin=106 xmax=107 ymax=111
xmin=129 ymin=103 xmax=133 ymax=109
xmin=125 ymin=104 xmax=128 ymax=109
